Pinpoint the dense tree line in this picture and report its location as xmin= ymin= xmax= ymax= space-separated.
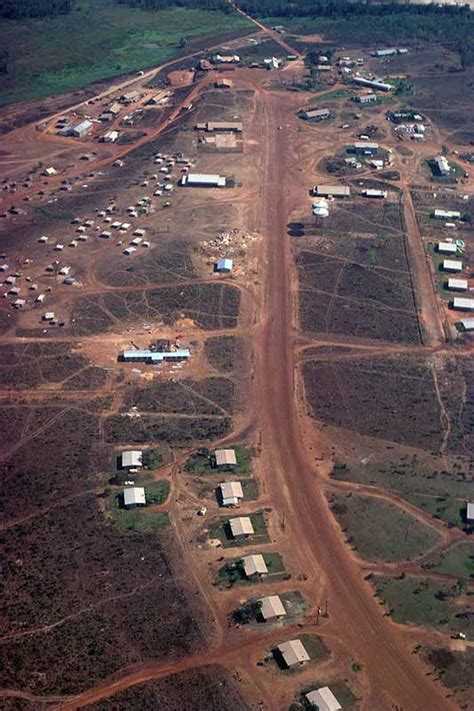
xmin=237 ymin=0 xmax=474 ymax=67
xmin=0 ymin=0 xmax=73 ymax=19
xmin=115 ymin=0 xmax=231 ymax=11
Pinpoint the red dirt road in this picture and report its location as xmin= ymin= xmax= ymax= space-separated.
xmin=253 ymin=87 xmax=455 ymax=710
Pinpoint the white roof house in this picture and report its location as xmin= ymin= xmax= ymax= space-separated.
xmin=215 ymin=448 xmax=237 ymax=467
xmin=219 ymin=481 xmax=244 ymax=507
xmin=452 ymin=297 xmax=474 ymax=311
xmin=259 ymin=595 xmax=286 ymax=621
xmin=458 ymin=318 xmax=474 ymax=331
xmin=229 ymin=516 xmax=254 ymax=538
xmin=123 ymin=487 xmax=146 ymax=507
xmin=216 ymin=258 xmax=233 ymax=272
xmin=443 ymin=259 xmax=463 ymax=272
xmin=121 ymin=450 xmax=143 ymax=468
xmin=305 ymin=687 xmax=342 ymax=711
xmin=447 ymin=278 xmax=467 ymax=291
xmin=433 ymin=155 xmax=450 ymax=176
xmin=467 ymin=502 xmax=474 ymax=521
xmin=433 ymin=209 xmax=461 ymax=220
xmin=438 ymin=241 xmax=457 ymax=255
xmin=242 ymin=554 xmax=268 ymax=578
xmin=276 ymin=639 xmax=310 ymax=667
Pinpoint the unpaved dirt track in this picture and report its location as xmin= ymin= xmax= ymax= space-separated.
xmin=253 ymin=87 xmax=455 ymax=710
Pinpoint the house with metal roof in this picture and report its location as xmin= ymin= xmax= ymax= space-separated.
xmin=229 ymin=516 xmax=254 ymax=538
xmin=432 ymin=155 xmax=450 ymax=176
xmin=123 ymin=486 xmax=146 ymax=508
xmin=70 ymin=120 xmax=93 ymax=138
xmin=216 ymin=258 xmax=233 ymax=272
xmin=242 ymin=554 xmax=268 ymax=578
xmin=467 ymin=502 xmax=474 ymax=521
xmin=275 ymin=639 xmax=310 ymax=668
xmin=458 ymin=318 xmax=474 ymax=331
xmin=259 ymin=595 xmax=287 ymax=621
xmin=438 ymin=241 xmax=457 ymax=255
xmin=447 ymin=278 xmax=467 ymax=291
xmin=363 ymin=189 xmax=387 ymax=199
xmin=433 ymin=209 xmax=461 ymax=220
xmin=353 ymin=141 xmax=379 ymax=155
xmin=452 ymin=297 xmax=474 ymax=311
xmin=219 ymin=481 xmax=244 ymax=507
xmin=443 ymin=259 xmax=463 ymax=272
xmin=121 ymin=349 xmax=190 ymax=363
xmin=305 ymin=687 xmax=342 ymax=711
xmin=215 ymin=449 xmax=237 ymax=467
xmin=301 ymin=108 xmax=331 ymax=121
xmin=352 ymin=76 xmax=394 ymax=92
xmin=121 ymin=450 xmax=143 ymax=468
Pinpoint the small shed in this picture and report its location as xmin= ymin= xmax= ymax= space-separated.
xmin=229 ymin=516 xmax=254 ymax=538
xmin=219 ymin=481 xmax=244 ymax=507
xmin=276 ymin=639 xmax=310 ymax=668
xmin=242 ymin=554 xmax=268 ymax=579
xmin=123 ymin=487 xmax=146 ymax=508
xmin=305 ymin=687 xmax=342 ymax=711
xmin=121 ymin=450 xmax=143 ymax=468
xmin=216 ymin=258 xmax=233 ymax=273
xmin=259 ymin=595 xmax=286 ymax=621
xmin=215 ymin=449 xmax=237 ymax=467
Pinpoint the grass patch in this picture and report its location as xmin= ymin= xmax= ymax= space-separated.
xmin=144 ymin=480 xmax=170 ymax=505
xmin=109 ymin=494 xmax=169 ymax=532
xmin=185 ymin=444 xmax=253 ymax=476
xmin=331 ymin=456 xmax=471 ymax=530
xmin=422 ymin=543 xmax=474 ymax=579
xmin=373 ymin=576 xmax=471 ymax=635
xmin=0 ymin=3 xmax=252 ymax=105
xmin=318 ymin=88 xmax=354 ymax=101
xmin=329 ymin=492 xmax=441 ymax=563
xmin=209 ymin=512 xmax=269 ymax=547
xmin=216 ymin=552 xmax=286 ymax=588
xmin=142 ymin=447 xmax=172 ymax=469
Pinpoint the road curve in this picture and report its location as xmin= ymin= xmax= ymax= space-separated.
xmin=254 ymin=88 xmax=455 ymax=710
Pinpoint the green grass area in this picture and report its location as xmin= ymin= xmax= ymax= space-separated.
xmin=0 ymin=0 xmax=252 ymax=105
xmin=216 ymin=552 xmax=287 ymax=588
xmin=373 ymin=576 xmax=471 ymax=634
xmin=317 ymin=88 xmax=354 ymax=101
xmin=142 ymin=446 xmax=172 ymax=469
xmin=330 ymin=492 xmax=440 ymax=563
xmin=209 ymin=511 xmax=269 ymax=547
xmin=422 ymin=543 xmax=474 ymax=579
xmin=331 ymin=457 xmax=471 ymax=529
xmin=185 ymin=444 xmax=253 ymax=476
xmin=144 ymin=480 xmax=170 ymax=505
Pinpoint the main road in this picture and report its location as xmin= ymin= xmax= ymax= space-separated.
xmin=254 ymin=87 xmax=454 ymax=710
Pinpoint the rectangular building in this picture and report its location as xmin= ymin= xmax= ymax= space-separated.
xmin=443 ymin=259 xmax=463 ymax=272
xmin=438 ymin=241 xmax=457 ymax=255
xmin=229 ymin=516 xmax=254 ymax=538
xmin=353 ymin=141 xmax=379 ymax=155
xmin=242 ymin=554 xmax=268 ymax=579
xmin=259 ymin=595 xmax=287 ymax=621
xmin=352 ymin=76 xmax=394 ymax=92
xmin=458 ymin=318 xmax=474 ymax=331
xmin=201 ymin=121 xmax=243 ymax=133
xmin=305 ymin=687 xmax=342 ymax=711
xmin=181 ymin=173 xmax=226 ymax=188
xmin=364 ymin=189 xmax=387 ymax=199
xmin=123 ymin=487 xmax=146 ymax=508
xmin=216 ymin=258 xmax=233 ymax=272
xmin=219 ymin=481 xmax=244 ymax=507
xmin=433 ymin=155 xmax=450 ymax=176
xmin=452 ymin=297 xmax=474 ymax=311
xmin=121 ymin=349 xmax=190 ymax=363
xmin=433 ymin=209 xmax=462 ymax=220
xmin=313 ymin=185 xmax=350 ymax=198
xmin=301 ymin=108 xmax=331 ymax=121
xmin=447 ymin=277 xmax=468 ymax=291
xmin=121 ymin=450 xmax=143 ymax=468
xmin=276 ymin=639 xmax=310 ymax=668
xmin=215 ymin=449 xmax=237 ymax=467
xmin=70 ymin=119 xmax=93 ymax=138
xmin=357 ymin=93 xmax=377 ymax=104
